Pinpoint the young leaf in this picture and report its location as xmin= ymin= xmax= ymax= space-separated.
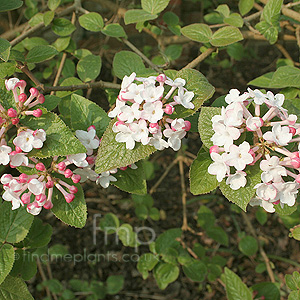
xmin=190 ymin=150 xmax=219 ymax=195
xmin=52 ymin=18 xmax=76 ymax=36
xmin=43 ymin=11 xmax=55 ymax=26
xmin=270 ymin=66 xmax=300 ymax=89
xmin=95 ymin=119 xmax=156 ymax=174
xmin=251 ymin=282 xmax=280 ymax=300
xmin=78 ymin=12 xmax=104 ymax=32
xmin=255 ymin=21 xmax=278 ymax=45
xmin=106 ymin=275 xmax=124 ymax=295
xmin=141 ymin=0 xmax=170 ymax=15
xmin=137 ymin=253 xmax=159 ymax=279
xmin=206 ymin=226 xmax=229 ymax=246
xmin=248 ymin=72 xmax=274 ymax=88
xmin=26 ymin=45 xmax=58 ymax=63
xmin=51 ymin=180 xmax=87 ymax=228
xmin=76 ymin=54 xmax=102 ymax=82
xmin=0 ymin=244 xmax=15 ymax=285
xmin=0 ymin=38 xmax=11 ymax=62
xmin=224 ymin=267 xmax=252 ymax=300
xmin=124 ymin=9 xmax=158 ymax=25
xmin=181 ymin=24 xmax=212 ymax=43
xmin=224 ymin=13 xmax=244 ymax=28
xmin=48 ymin=0 xmax=61 ymax=11
xmin=239 ymin=0 xmax=254 ymax=16
xmin=238 ymin=235 xmax=258 ymax=256
xmin=70 ymin=94 xmax=110 ymax=137
xmin=0 ymin=202 xmax=34 ymax=244
xmin=182 ymin=259 xmax=207 ymax=282
xmin=0 ymin=0 xmax=23 ymax=12
xmin=20 ymin=108 xmax=87 ymax=158
xmin=154 ymin=262 xmax=179 ymax=290
xmin=42 ymin=95 xmax=61 ymax=111
xmin=155 ymin=228 xmax=181 ymax=254
xmin=262 ymin=0 xmax=283 ymax=25
xmin=210 ymin=26 xmax=243 ymax=47
xmin=101 ymin=24 xmax=127 ymax=38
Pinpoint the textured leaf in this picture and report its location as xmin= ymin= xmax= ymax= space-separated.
xmin=79 ymin=12 xmax=104 ymax=32
xmin=270 ymin=66 xmax=300 ymax=88
xmin=262 ymin=0 xmax=283 ymax=25
xmin=182 ymin=260 xmax=207 ymax=282
xmin=0 ymin=202 xmax=33 ymax=243
xmin=224 ymin=13 xmax=244 ymax=28
xmin=0 ymin=84 xmax=16 ymax=110
xmin=248 ymin=72 xmax=274 ymax=88
xmin=51 ymin=180 xmax=87 ymax=228
xmin=95 ymin=119 xmax=156 ymax=173
xmin=124 ymin=9 xmax=158 ymax=25
xmin=141 ymin=0 xmax=170 ymax=14
xmin=290 ymin=225 xmax=300 ymax=241
xmin=56 ymin=77 xmax=83 ymax=98
xmin=26 ymin=45 xmax=58 ymax=63
xmin=181 ymin=24 xmax=212 ymax=43
xmin=155 ymin=228 xmax=181 ymax=254
xmin=48 ymin=0 xmax=61 ymax=11
xmin=206 ymin=226 xmax=229 ymax=246
xmin=0 ymin=244 xmax=14 ymax=285
xmin=52 ymin=18 xmax=76 ymax=36
xmin=77 ymin=54 xmax=101 ymax=82
xmin=198 ymin=107 xmax=221 ymax=148
xmin=101 ymin=24 xmax=127 ymax=38
xmin=154 ymin=263 xmax=179 ymax=290
xmin=251 ymin=282 xmax=280 ymax=300
xmin=173 ymin=69 xmax=215 ymax=118
xmin=255 ymin=21 xmax=278 ymax=44
xmin=43 ymin=95 xmax=61 ymax=111
xmin=0 ymin=38 xmax=11 ymax=62
xmin=190 ymin=150 xmax=219 ymax=195
xmin=238 ymin=236 xmax=258 ymax=256
xmin=219 ymin=163 xmax=262 ymax=211
xmin=0 ymin=0 xmax=23 ymax=12
xmin=106 ymin=275 xmax=124 ymax=295
xmin=20 ymin=108 xmax=87 ymax=158
xmin=137 ymin=253 xmax=159 ymax=279
xmin=210 ymin=26 xmax=243 ymax=47
xmin=239 ymin=0 xmax=254 ymax=16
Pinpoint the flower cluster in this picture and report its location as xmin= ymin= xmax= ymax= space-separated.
xmin=208 ymin=88 xmax=300 ymax=213
xmin=109 ymin=73 xmax=193 ymax=151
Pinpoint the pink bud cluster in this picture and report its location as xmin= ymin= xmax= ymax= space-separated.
xmin=109 ymin=73 xmax=193 ymax=151
xmin=208 ymin=88 xmax=300 ymax=213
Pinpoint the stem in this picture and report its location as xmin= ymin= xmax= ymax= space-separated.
xmin=182 ymin=48 xmax=215 ymax=70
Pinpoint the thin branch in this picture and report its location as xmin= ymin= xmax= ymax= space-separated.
xmin=17 ymin=63 xmax=44 ymax=90
xmin=37 ymin=258 xmax=52 ymax=299
xmin=178 ymin=155 xmax=188 ymax=231
xmin=276 ymin=43 xmax=300 ymax=66
xmin=182 ymin=48 xmax=215 ymax=70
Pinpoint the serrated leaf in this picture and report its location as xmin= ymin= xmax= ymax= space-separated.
xmin=155 ymin=228 xmax=181 ymax=254
xmin=270 ymin=66 xmax=300 ymax=88
xmin=225 ymin=268 xmax=252 ymax=300
xmin=0 ymin=0 xmax=23 ymax=12
xmin=154 ymin=262 xmax=179 ymax=290
xmin=95 ymin=119 xmax=156 ymax=173
xmin=262 ymin=0 xmax=283 ymax=25
xmin=0 ymin=244 xmax=14 ymax=285
xmin=0 ymin=38 xmax=11 ymax=62
xmin=101 ymin=24 xmax=127 ymax=38
xmin=77 ymin=55 xmax=101 ymax=82
xmin=79 ymin=12 xmax=104 ymax=32
xmin=255 ymin=21 xmax=278 ymax=44
xmin=181 ymin=24 xmax=212 ymax=43
xmin=275 ymin=203 xmax=297 ymax=215
xmin=113 ymin=51 xmax=146 ymax=79
xmin=220 ymin=163 xmax=262 ymax=211
xmin=190 ymin=150 xmax=219 ymax=195
xmin=239 ymin=0 xmax=254 ymax=16
xmin=52 ymin=18 xmax=76 ymax=36
xmin=20 ymin=108 xmax=87 ymax=158
xmin=210 ymin=26 xmax=243 ymax=47
xmin=51 ymin=180 xmax=87 ymax=228
xmin=0 ymin=275 xmax=34 ymax=300
xmin=198 ymin=107 xmax=222 ymax=148
xmin=26 ymin=45 xmax=58 ymax=63
xmin=0 ymin=202 xmax=33 ymax=244
xmin=182 ymin=259 xmax=207 ymax=282
xmin=141 ymin=0 xmax=170 ymax=15
xmin=56 ymin=77 xmax=83 ymax=98
xmin=124 ymin=9 xmax=158 ymax=25
xmin=173 ymin=68 xmax=215 ymax=118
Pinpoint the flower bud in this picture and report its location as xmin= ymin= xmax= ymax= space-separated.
xmin=44 ymin=200 xmax=53 ymax=209
xmin=184 ymin=121 xmax=191 ymax=131
xmin=21 ymin=193 xmax=31 ymax=204
xmin=64 ymin=169 xmax=73 ymax=178
xmin=36 ymin=163 xmax=46 ymax=171
xmin=57 ymin=162 xmax=66 ymax=171
xmin=291 ymin=157 xmax=300 ymax=169
xmin=120 ymin=166 xmax=127 ymax=171
xmin=7 ymin=108 xmax=17 ymax=118
xmin=29 ymin=87 xmax=38 ymax=97
xmin=38 ymin=94 xmax=45 ymax=104
xmin=65 ymin=193 xmax=75 ymax=203
xmin=156 ymin=74 xmax=167 ymax=82
xmin=33 ymin=109 xmax=43 ymax=117
xmin=19 ymin=173 xmax=28 ymax=183
xmin=36 ymin=194 xmax=46 ymax=203
xmin=289 ymin=126 xmax=296 ymax=136
xmin=69 ymin=186 xmax=78 ymax=194
xmin=12 ymin=118 xmax=19 ymax=125
xmin=72 ymin=174 xmax=81 ymax=184
xmin=209 ymin=145 xmax=220 ymax=154
xmin=88 ymin=125 xmax=96 ymax=131
xmin=18 ymin=93 xmax=27 ymax=103
xmin=15 ymin=146 xmax=22 ymax=153
xmin=164 ymin=104 xmax=174 ymax=115
xmin=46 ymin=180 xmax=54 ymax=188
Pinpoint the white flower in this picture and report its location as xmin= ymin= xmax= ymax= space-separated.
xmin=249 ymin=197 xmax=276 ymax=213
xmin=108 ymin=100 xmax=126 ymax=118
xmin=225 ymin=141 xmax=254 ymax=171
xmin=130 ymin=119 xmax=149 ymax=145
xmin=149 ymin=132 xmax=169 ymax=150
xmin=142 ymin=101 xmax=164 ymax=123
xmin=76 ymin=128 xmax=100 ymax=155
xmin=10 ymin=153 xmax=28 ymax=167
xmin=263 ymin=124 xmax=292 ymax=146
xmin=246 ymin=116 xmax=263 ymax=131
xmin=260 ymin=156 xmax=287 ymax=183
xmin=165 ymin=78 xmax=186 ymax=88
xmin=247 ymin=88 xmax=266 ymax=105
xmin=255 ymin=183 xmax=278 ymax=201
xmin=208 ymin=152 xmax=229 ymax=182
xmin=0 ymin=145 xmax=11 ymax=165
xmin=28 ymin=179 xmax=44 ymax=196
xmin=5 ymin=78 xmax=20 ymax=91
xmin=225 ymin=89 xmax=249 ymax=104
xmin=121 ymin=83 xmax=144 ymax=104
xmin=74 ymin=167 xmax=98 ymax=182
xmin=121 ymin=72 xmax=136 ymax=90
xmin=211 ymin=123 xmax=240 ymax=151
xmin=118 ymin=103 xmax=141 ymax=123
xmin=67 ymin=153 xmax=88 ymax=168
xmin=115 ymin=124 xmax=136 ymax=149
xmin=141 ymin=84 xmax=164 ymax=103
xmin=163 ymin=128 xmax=186 ymax=151
xmin=96 ymin=171 xmax=117 ymax=188
xmin=33 ymin=129 xmax=46 ymax=142
xmin=226 ymin=171 xmax=247 ymax=190
xmin=224 ymin=102 xmax=244 ymax=127
xmin=266 ymin=91 xmax=284 ymax=108
xmin=174 ymin=89 xmax=195 ymax=109
xmin=171 ymin=118 xmax=186 ymax=131
xmin=1 ymin=174 xmax=13 ymax=185
xmin=276 ymin=182 xmax=299 ymax=207
xmin=13 ymin=130 xmax=43 ymax=152
xmin=27 ymin=203 xmax=42 ymax=215
xmin=3 ymin=189 xmax=22 ymax=210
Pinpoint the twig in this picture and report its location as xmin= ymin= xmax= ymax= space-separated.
xmin=176 ymin=237 xmax=199 ymax=259
xmin=46 ymin=262 xmax=58 ymax=300
xmin=182 ymin=48 xmax=215 ymax=70
xmin=37 ymin=258 xmax=52 ymax=299
xmin=241 ymin=211 xmax=276 ymax=283
xmin=179 ymin=155 xmax=188 ymax=230
xmin=275 ymin=43 xmax=300 ymax=66
xmin=296 ymin=26 xmax=300 ymax=48
xmin=121 ymin=38 xmax=162 ymax=73
xmin=17 ymin=63 xmax=44 ymax=90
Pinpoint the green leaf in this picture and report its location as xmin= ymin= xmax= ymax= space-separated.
xmin=154 ymin=262 xmax=179 ymax=290
xmin=286 ymin=274 xmax=298 ymax=291
xmin=113 ymin=161 xmax=147 ymax=195
xmin=164 ymin=44 xmax=182 ymax=61
xmin=238 ymin=0 xmax=254 ymax=16
xmin=28 ymin=13 xmax=43 ymax=27
xmin=20 ymin=108 xmax=87 ymax=158
xmin=210 ymin=26 xmax=243 ymax=47
xmin=118 ymin=224 xmax=139 ymax=247
xmin=0 ymin=38 xmax=11 ymax=62
xmin=220 ymin=163 xmax=262 ymax=211
xmin=101 ymin=24 xmax=127 ymax=38
xmin=248 ymin=72 xmax=274 ymax=88
xmin=77 ymin=54 xmax=102 ymax=82
xmin=51 ymin=180 xmax=87 ymax=228
xmin=141 ymin=0 xmax=170 ymax=15
xmin=137 ymin=253 xmax=159 ymax=279
xmin=163 ymin=11 xmax=179 ymax=26
xmin=255 ymin=21 xmax=278 ymax=44
xmin=181 ymin=24 xmax=212 ymax=43
xmin=0 ymin=202 xmax=33 ymax=244
xmin=106 ymin=275 xmax=124 ymax=295
xmin=43 ymin=11 xmax=55 ymax=26
xmin=26 ymin=45 xmax=58 ymax=63
xmin=48 ymin=0 xmax=61 ymax=11
xmin=52 ymin=18 xmax=76 ymax=36
xmin=135 ymin=204 xmax=148 ymax=220
xmin=255 ymin=207 xmax=268 ymax=225
xmin=0 ymin=275 xmax=34 ymax=300
xmin=173 ymin=68 xmax=215 ymax=118
xmin=70 ymin=94 xmax=110 ymax=137
xmin=290 ymin=225 xmax=300 ymax=241
xmin=207 ymin=226 xmax=229 ymax=246
xmin=215 ymin=4 xmax=230 ymax=18
xmin=95 ymin=119 xmax=155 ymax=173
xmin=113 ymin=51 xmax=146 ymax=79
xmin=182 ymin=259 xmax=207 ymax=282
xmin=275 ymin=203 xmax=297 ymax=215
xmin=155 ymin=228 xmax=181 ymax=254
xmin=238 ymin=235 xmax=258 ymax=256
xmin=56 ymin=77 xmax=83 ymax=98
xmin=99 ymin=213 xmax=119 ymax=234
xmin=190 ymin=150 xmax=219 ymax=195
xmin=52 ymin=36 xmax=71 ymax=52
xmin=23 ymin=37 xmax=48 ymax=50
xmin=262 ymin=0 xmax=283 ymax=25
xmin=0 ymin=244 xmax=15 ymax=285
xmin=79 ymin=12 xmax=104 ymax=32
xmin=224 ymin=267 xmax=252 ymax=300
xmin=197 ymin=206 xmax=215 ymax=227
xmin=251 ymin=282 xmax=280 ymax=300
xmin=224 ymin=13 xmax=244 ymax=28
xmin=124 ymin=9 xmax=158 ymax=25
xmin=270 ymin=66 xmax=300 ymax=88
xmin=198 ymin=107 xmax=221 ymax=148
xmin=43 ymin=95 xmax=61 ymax=111
xmin=0 ymin=0 xmax=23 ymax=12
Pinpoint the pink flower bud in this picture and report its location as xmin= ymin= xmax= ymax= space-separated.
xmin=291 ymin=157 xmax=300 ymax=169
xmin=291 ymin=152 xmax=300 ymax=159
xmin=86 ymin=156 xmax=95 ymax=165
xmin=120 ymin=166 xmax=127 ymax=171
xmin=10 ymin=151 xmax=17 ymax=156
xmin=16 ymin=80 xmax=26 ymax=90
xmin=249 ymin=149 xmax=256 ymax=160
xmin=72 ymin=174 xmax=81 ymax=183
xmin=38 ymin=94 xmax=45 ymax=104
xmin=33 ymin=109 xmax=43 ymax=117
xmin=18 ymin=93 xmax=27 ymax=103
xmin=209 ymin=145 xmax=220 ymax=154
xmin=184 ymin=121 xmax=191 ymax=131
xmin=7 ymin=108 xmax=17 ymax=118
xmin=44 ymin=200 xmax=53 ymax=210
xmin=164 ymin=104 xmax=174 ymax=115
xmin=64 ymin=169 xmax=73 ymax=178
xmin=21 ymin=193 xmax=31 ymax=204
xmin=69 ymin=186 xmax=78 ymax=194
xmin=115 ymin=120 xmax=124 ymax=126
xmin=12 ymin=118 xmax=19 ymax=125
xmin=156 ymin=74 xmax=167 ymax=82
xmin=57 ymin=162 xmax=66 ymax=171
xmin=273 ymin=200 xmax=280 ymax=205
xmin=88 ymin=125 xmax=96 ymax=131
xmin=65 ymin=193 xmax=75 ymax=203
xmin=36 ymin=194 xmax=46 ymax=203
xmin=46 ymin=180 xmax=54 ymax=188
xmin=35 ymin=163 xmax=46 ymax=171
xmin=15 ymin=146 xmax=22 ymax=153
xmin=19 ymin=173 xmax=28 ymax=183
xmin=29 ymin=87 xmax=38 ymax=97
xmin=289 ymin=126 xmax=296 ymax=136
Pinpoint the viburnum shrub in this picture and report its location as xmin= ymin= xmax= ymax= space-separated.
xmin=2 ymin=0 xmax=300 ymax=299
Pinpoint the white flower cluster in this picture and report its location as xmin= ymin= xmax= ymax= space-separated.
xmin=109 ymin=73 xmax=193 ymax=151
xmin=208 ymin=88 xmax=300 ymax=213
